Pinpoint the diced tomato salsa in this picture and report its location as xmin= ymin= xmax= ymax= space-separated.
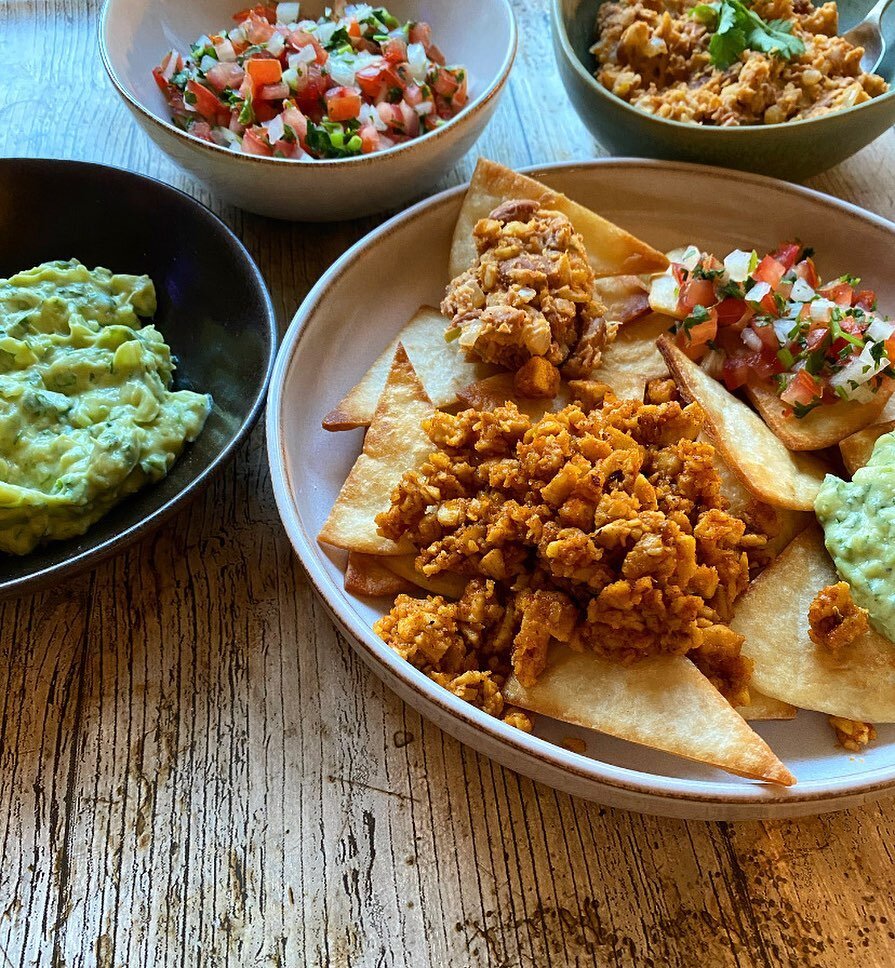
xmin=152 ymin=3 xmax=468 ymax=160
xmin=651 ymin=243 xmax=893 ymax=418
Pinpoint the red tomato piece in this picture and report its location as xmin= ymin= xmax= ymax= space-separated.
xmin=715 ymin=297 xmax=749 ymax=327
xmin=751 ymin=323 xmax=779 ymax=353
xmin=242 ymin=126 xmax=273 ymax=155
xmin=233 ymin=5 xmax=277 ymax=23
xmin=794 ymin=258 xmax=819 ymax=288
xmin=287 ymin=31 xmax=328 ymax=64
xmin=678 ymin=278 xmax=716 ymax=315
xmin=753 ymin=255 xmax=786 ymax=289
xmin=186 ymin=80 xmax=226 ymax=122
xmin=205 ymin=62 xmax=246 ymax=92
xmin=685 ymin=312 xmax=718 ymax=347
xmin=246 ymin=57 xmax=283 ymax=85
xmin=325 ymin=86 xmax=362 ymax=121
xmin=382 ymin=37 xmax=408 ymax=64
xmin=281 ymin=102 xmax=308 ymax=143
xmin=819 ymin=282 xmax=855 ymax=307
xmin=772 ymin=242 xmax=801 ymax=270
xmin=409 ymin=22 xmax=432 ymax=47
xmin=359 ymin=124 xmax=380 ymax=153
xmin=780 ymin=370 xmax=822 ymax=408
xmin=722 ymin=353 xmax=751 ymax=390
xmin=853 ymin=289 xmax=877 ymax=310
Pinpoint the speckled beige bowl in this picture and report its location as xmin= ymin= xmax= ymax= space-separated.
xmin=100 ymin=0 xmax=516 ymax=220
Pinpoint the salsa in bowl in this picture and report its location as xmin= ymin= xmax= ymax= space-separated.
xmin=101 ymin=0 xmax=517 ymax=220
xmin=153 ymin=3 xmax=470 ymax=160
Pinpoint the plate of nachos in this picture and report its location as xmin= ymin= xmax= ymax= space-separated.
xmin=268 ymin=158 xmax=895 ymax=818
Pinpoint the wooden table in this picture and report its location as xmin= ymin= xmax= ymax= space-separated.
xmin=3 ymin=1 xmax=895 ymax=965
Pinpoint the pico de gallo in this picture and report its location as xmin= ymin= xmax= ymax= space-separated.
xmin=152 ymin=3 xmax=468 ymax=160
xmin=650 ymin=242 xmax=895 ymax=417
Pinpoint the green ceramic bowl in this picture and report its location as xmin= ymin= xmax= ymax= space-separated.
xmin=552 ymin=0 xmax=895 ymax=180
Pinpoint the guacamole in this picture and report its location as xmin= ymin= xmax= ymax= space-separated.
xmin=815 ymin=431 xmax=895 ymax=642
xmin=0 ymin=260 xmax=212 ymax=555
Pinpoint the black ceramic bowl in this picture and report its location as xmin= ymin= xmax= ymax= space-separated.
xmin=0 ymin=158 xmax=277 ymax=597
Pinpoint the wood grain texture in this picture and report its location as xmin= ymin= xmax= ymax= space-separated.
xmin=2 ymin=1 xmax=895 ymax=965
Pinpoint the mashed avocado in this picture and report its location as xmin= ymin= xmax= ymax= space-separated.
xmin=0 ymin=260 xmax=212 ymax=555
xmin=815 ymin=431 xmax=895 ymax=642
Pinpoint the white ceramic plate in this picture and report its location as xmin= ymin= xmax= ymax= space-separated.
xmin=267 ymin=160 xmax=895 ymax=819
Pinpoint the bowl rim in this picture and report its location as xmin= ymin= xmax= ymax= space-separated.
xmin=99 ymin=0 xmax=518 ymax=170
xmin=0 ymin=156 xmax=278 ymax=599
xmin=266 ymin=155 xmax=895 ymax=811
xmin=550 ymin=0 xmax=895 ymax=136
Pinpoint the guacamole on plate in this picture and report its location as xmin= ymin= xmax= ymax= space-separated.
xmin=815 ymin=430 xmax=895 ymax=642
xmin=0 ymin=260 xmax=212 ymax=555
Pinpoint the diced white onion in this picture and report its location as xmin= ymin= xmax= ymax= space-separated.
xmin=790 ymin=277 xmax=815 ymax=302
xmin=809 ymin=298 xmax=836 ymax=323
xmin=830 ymin=343 xmax=889 ymax=394
xmin=196 ymin=34 xmax=213 ymax=49
xmin=345 ymin=4 xmax=374 ymax=19
xmin=723 ymin=249 xmax=757 ymax=283
xmin=774 ymin=318 xmax=801 ymax=345
xmin=277 ymin=2 xmax=301 ymax=22
xmin=414 ymin=101 xmax=434 ymax=116
xmin=289 ymin=45 xmax=317 ymax=68
xmin=359 ymin=102 xmax=387 ymax=131
xmin=458 ymin=321 xmax=484 ymax=348
xmin=648 ymin=273 xmax=681 ymax=317
xmin=315 ymin=21 xmax=339 ymax=45
xmin=200 ymin=54 xmax=218 ymax=72
xmin=328 ymin=54 xmax=357 ymax=87
xmin=229 ymin=27 xmax=246 ymax=44
xmin=867 ymin=317 xmax=895 ymax=342
xmin=213 ymin=127 xmax=243 ymax=151
xmin=742 ymin=328 xmax=763 ymax=351
xmin=215 ymin=38 xmax=237 ymax=62
xmin=407 ymin=42 xmax=429 ymax=84
xmin=264 ymin=113 xmax=286 ymax=144
xmin=161 ymin=51 xmax=178 ymax=80
xmin=745 ymin=281 xmax=771 ymax=305
xmin=667 ymin=245 xmax=701 ymax=272
xmin=267 ymin=32 xmax=286 ymax=57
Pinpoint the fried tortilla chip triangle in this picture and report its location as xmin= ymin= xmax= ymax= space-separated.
xmin=323 ymin=305 xmax=496 ymax=430
xmin=449 ymin=159 xmax=669 ymax=280
xmin=504 ymin=645 xmax=795 ymax=785
xmin=658 ymin=336 xmax=827 ymax=511
xmin=746 ymin=380 xmax=894 ymax=451
xmin=318 ymin=344 xmax=433 ymax=556
xmin=733 ymin=525 xmax=895 ymax=723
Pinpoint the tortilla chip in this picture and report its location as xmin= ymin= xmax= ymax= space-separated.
xmin=733 ymin=526 xmax=895 ymax=722
xmin=840 ymin=399 xmax=895 ymax=474
xmin=456 ymin=373 xmax=572 ymax=418
xmin=323 ymin=306 xmax=496 ymax=430
xmin=382 ymin=555 xmax=469 ymax=599
xmin=841 ymin=420 xmax=895 ymax=475
xmin=593 ymin=275 xmax=651 ymax=326
xmin=746 ymin=380 xmax=894 ymax=451
xmin=597 ymin=313 xmax=670 ymax=400
xmin=448 ymin=159 xmax=668 ymax=280
xmin=709 ymin=436 xmax=812 ymax=557
xmin=658 ymin=336 xmax=828 ymax=511
xmin=504 ymin=645 xmax=793 ymax=784
xmin=318 ymin=345 xmax=433 ymax=555
xmin=737 ymin=691 xmax=797 ymax=721
xmin=345 ymin=553 xmax=416 ymax=598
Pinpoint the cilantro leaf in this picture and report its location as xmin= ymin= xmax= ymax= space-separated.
xmin=706 ymin=0 xmax=806 ymax=70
